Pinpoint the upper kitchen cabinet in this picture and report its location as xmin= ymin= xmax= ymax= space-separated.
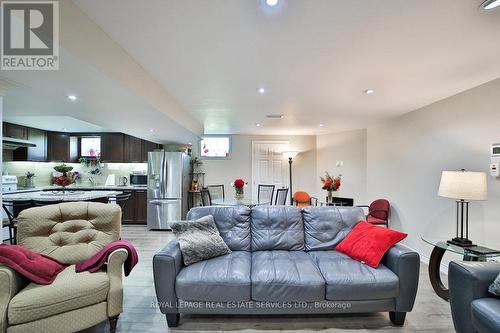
xmin=13 ymin=127 xmax=47 ymax=161
xmin=3 ymin=122 xmax=28 ymax=140
xmin=47 ymin=132 xmax=78 ymax=162
xmin=141 ymin=140 xmax=159 ymax=162
xmin=100 ymin=133 xmax=124 ymax=162
xmin=123 ymin=135 xmax=142 ymax=163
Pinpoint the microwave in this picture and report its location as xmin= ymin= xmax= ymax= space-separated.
xmin=129 ymin=174 xmax=147 ymax=186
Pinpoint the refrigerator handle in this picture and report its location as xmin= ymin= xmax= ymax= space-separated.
xmin=160 ymin=152 xmax=166 ymax=198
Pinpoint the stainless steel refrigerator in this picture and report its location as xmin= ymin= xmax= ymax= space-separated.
xmin=147 ymin=151 xmax=191 ymax=230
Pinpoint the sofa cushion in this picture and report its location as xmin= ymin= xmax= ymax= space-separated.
xmin=8 ymin=265 xmax=109 ymax=325
xmin=471 ymin=298 xmax=500 ymax=333
xmin=170 ymin=216 xmax=231 ymax=266
xmin=302 ymin=206 xmax=365 ymax=251
xmin=251 ymin=251 xmax=325 ymax=302
xmin=251 ymin=206 xmax=304 ymax=251
xmin=186 ymin=206 xmax=251 ymax=251
xmin=309 ymin=251 xmax=399 ymax=301
xmin=176 ymin=251 xmax=251 ymax=302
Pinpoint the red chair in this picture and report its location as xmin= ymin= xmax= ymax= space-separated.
xmin=358 ymin=199 xmax=390 ymax=228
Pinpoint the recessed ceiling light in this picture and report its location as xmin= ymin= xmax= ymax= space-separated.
xmin=266 ymin=0 xmax=279 ymax=7
xmin=481 ymin=0 xmax=500 ymax=10
xmin=149 ymin=129 xmax=154 ymax=133
xmin=255 ymin=123 xmax=261 ymax=127
xmin=258 ymin=87 xmax=266 ymax=94
xmin=266 ymin=114 xmax=284 ymax=119
xmin=319 ymin=123 xmax=325 ymax=127
xmin=67 ymin=94 xmax=77 ymax=101
xmin=364 ymin=89 xmax=375 ymax=95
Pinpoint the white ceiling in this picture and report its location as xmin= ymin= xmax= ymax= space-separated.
xmin=73 ymin=0 xmax=500 ymax=135
xmin=1 ymin=47 xmax=199 ymax=144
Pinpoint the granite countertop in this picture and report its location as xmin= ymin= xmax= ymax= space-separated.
xmin=2 ymin=190 xmax=122 ymax=202
xmin=3 ymin=185 xmax=148 ymax=195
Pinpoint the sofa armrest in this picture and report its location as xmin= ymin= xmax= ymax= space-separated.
xmin=0 ymin=266 xmax=28 ymax=333
xmin=153 ymin=239 xmax=183 ymax=313
xmin=381 ymin=244 xmax=420 ymax=312
xmin=449 ymin=261 xmax=500 ymax=333
xmin=106 ymin=248 xmax=128 ymax=318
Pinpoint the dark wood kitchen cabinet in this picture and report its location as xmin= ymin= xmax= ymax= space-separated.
xmin=141 ymin=140 xmax=159 ymax=162
xmin=123 ymin=135 xmax=143 ymax=163
xmin=47 ymin=133 xmax=77 ymax=162
xmin=121 ymin=189 xmax=148 ymax=225
xmin=3 ymin=123 xmax=28 ymax=140
xmin=13 ymin=127 xmax=47 ymax=161
xmin=135 ymin=190 xmax=147 ymax=224
xmin=100 ymin=133 xmax=124 ymax=162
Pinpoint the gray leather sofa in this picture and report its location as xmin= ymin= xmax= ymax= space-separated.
xmin=153 ymin=206 xmax=420 ymax=327
xmin=449 ymin=261 xmax=500 ymax=333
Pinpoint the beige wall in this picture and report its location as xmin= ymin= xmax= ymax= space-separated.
xmin=367 ymin=77 xmax=500 ymax=268
xmin=202 ymin=135 xmax=317 ymax=200
xmin=316 ymin=129 xmax=367 ymax=205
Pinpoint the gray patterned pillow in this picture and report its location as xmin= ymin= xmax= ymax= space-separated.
xmin=489 ymin=273 xmax=500 ymax=297
xmin=170 ymin=215 xmax=231 ymax=266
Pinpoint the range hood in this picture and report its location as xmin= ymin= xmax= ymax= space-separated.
xmin=2 ymin=137 xmax=36 ymax=150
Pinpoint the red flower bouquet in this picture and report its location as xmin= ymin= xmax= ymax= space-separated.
xmin=231 ymin=178 xmax=247 ymax=199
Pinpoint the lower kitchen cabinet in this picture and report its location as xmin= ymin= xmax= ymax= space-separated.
xmin=121 ymin=189 xmax=147 ymax=225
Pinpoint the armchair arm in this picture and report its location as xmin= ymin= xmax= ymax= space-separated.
xmin=106 ymin=248 xmax=128 ymax=318
xmin=448 ymin=261 xmax=500 ymax=333
xmin=0 ymin=266 xmax=28 ymax=333
xmin=381 ymin=244 xmax=420 ymax=312
xmin=153 ymin=240 xmax=183 ymax=314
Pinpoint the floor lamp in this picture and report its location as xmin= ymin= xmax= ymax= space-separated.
xmin=438 ymin=170 xmax=488 ymax=247
xmin=283 ymin=151 xmax=299 ymax=205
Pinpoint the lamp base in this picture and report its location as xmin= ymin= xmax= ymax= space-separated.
xmin=447 ymin=237 xmax=476 ymax=248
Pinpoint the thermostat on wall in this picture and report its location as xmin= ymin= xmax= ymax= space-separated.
xmin=491 ymin=144 xmax=500 ymax=177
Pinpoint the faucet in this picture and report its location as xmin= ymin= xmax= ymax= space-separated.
xmin=89 ymin=177 xmax=95 ymax=187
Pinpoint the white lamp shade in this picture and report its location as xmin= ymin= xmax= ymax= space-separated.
xmin=283 ymin=151 xmax=299 ymax=159
xmin=438 ymin=170 xmax=488 ymax=201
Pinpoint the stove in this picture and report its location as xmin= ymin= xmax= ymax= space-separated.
xmin=2 ymin=175 xmax=18 ymax=193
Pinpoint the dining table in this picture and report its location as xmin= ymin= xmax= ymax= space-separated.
xmin=211 ymin=198 xmax=270 ymax=208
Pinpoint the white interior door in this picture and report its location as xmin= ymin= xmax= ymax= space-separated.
xmin=252 ymin=141 xmax=289 ymax=201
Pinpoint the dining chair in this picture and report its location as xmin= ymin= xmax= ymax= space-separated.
xmin=293 ymin=191 xmax=311 ymax=208
xmin=258 ymin=184 xmax=275 ymax=205
xmin=200 ymin=189 xmax=212 ymax=206
xmin=207 ymin=185 xmax=225 ymax=201
xmin=274 ymin=188 xmax=288 ymax=205
xmin=2 ymin=200 xmax=33 ymax=245
xmin=310 ymin=196 xmax=319 ymax=206
xmin=112 ymin=193 xmax=132 ymax=210
xmin=357 ymin=199 xmax=390 ymax=228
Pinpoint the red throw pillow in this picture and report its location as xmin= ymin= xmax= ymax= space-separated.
xmin=0 ymin=244 xmax=67 ymax=284
xmin=335 ymin=221 xmax=407 ymax=268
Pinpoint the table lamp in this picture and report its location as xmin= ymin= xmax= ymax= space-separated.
xmin=438 ymin=170 xmax=488 ymax=247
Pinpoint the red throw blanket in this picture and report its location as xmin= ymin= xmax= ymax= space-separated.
xmin=0 ymin=244 xmax=67 ymax=284
xmin=75 ymin=240 xmax=138 ymax=276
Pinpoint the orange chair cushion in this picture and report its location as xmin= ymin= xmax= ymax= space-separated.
xmin=293 ymin=191 xmax=310 ymax=203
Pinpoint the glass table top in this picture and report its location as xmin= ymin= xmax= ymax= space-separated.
xmin=421 ymin=236 xmax=500 ymax=258
xmin=211 ymin=198 xmax=270 ymax=207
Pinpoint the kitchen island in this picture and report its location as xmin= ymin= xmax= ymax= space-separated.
xmin=2 ymin=190 xmax=122 ymax=202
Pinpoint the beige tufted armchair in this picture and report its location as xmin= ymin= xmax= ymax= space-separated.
xmin=0 ymin=202 xmax=128 ymax=333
